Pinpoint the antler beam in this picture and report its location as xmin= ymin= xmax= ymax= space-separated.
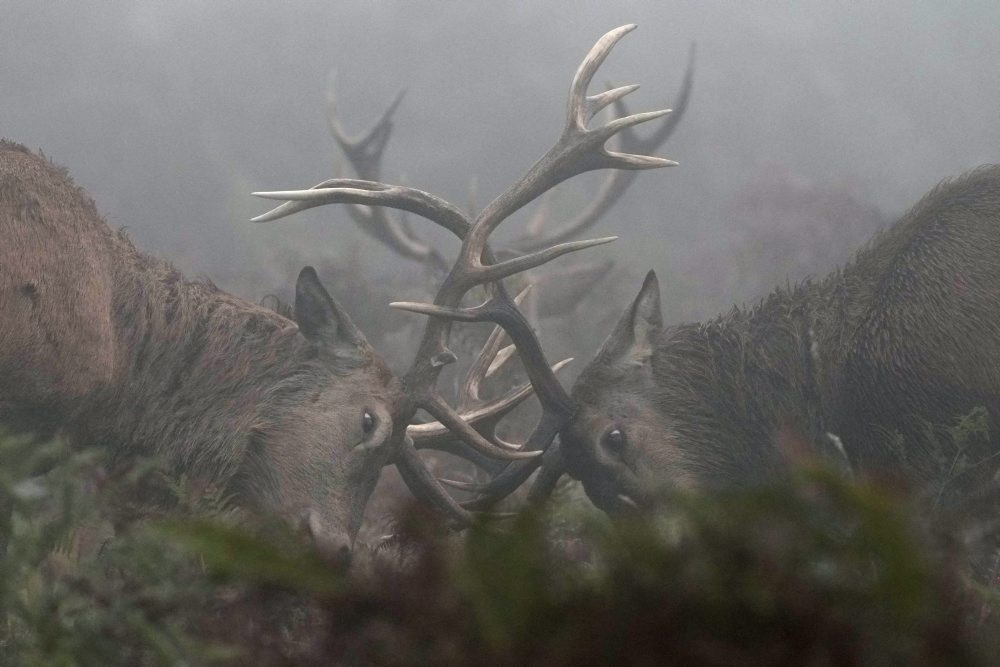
xmin=253 ymin=25 xmax=677 ymax=523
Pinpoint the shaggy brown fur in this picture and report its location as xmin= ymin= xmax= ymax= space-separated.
xmin=565 ymin=165 xmax=1000 ymax=512
xmin=0 ymin=141 xmax=403 ymax=551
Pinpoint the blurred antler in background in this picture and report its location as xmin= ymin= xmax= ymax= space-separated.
xmin=325 ymin=44 xmax=695 ymax=321
xmin=326 ymin=83 xmax=449 ymax=272
xmin=254 ymin=25 xmax=680 ymax=521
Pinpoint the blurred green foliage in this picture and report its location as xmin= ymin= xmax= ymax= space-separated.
xmin=0 ymin=431 xmax=236 ymax=664
xmin=0 ymin=422 xmax=999 ymax=665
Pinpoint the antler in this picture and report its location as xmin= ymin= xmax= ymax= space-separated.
xmin=254 ymin=25 xmax=676 ymax=523
xmin=407 ymin=286 xmax=572 ymax=470
xmin=494 ymin=44 xmax=694 ymax=325
xmin=326 ymin=80 xmax=448 ymax=272
xmin=507 ymin=43 xmax=695 ymax=255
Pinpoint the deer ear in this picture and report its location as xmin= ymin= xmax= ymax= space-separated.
xmin=294 ymin=267 xmax=369 ymax=358
xmin=599 ymin=270 xmax=662 ymax=368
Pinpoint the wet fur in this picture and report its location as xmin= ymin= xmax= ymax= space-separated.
xmin=569 ymin=165 xmax=1000 ymax=504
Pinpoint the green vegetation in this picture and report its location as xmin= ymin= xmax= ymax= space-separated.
xmin=0 ymin=424 xmax=999 ymax=665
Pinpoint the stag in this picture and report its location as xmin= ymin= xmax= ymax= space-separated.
xmin=0 ymin=140 xmax=535 ymax=560
xmin=253 ymin=24 xmax=677 ymax=523
xmin=554 ymin=166 xmax=1000 ymax=511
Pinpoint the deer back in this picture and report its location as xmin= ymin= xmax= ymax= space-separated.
xmin=0 ymin=140 xmax=125 ymax=426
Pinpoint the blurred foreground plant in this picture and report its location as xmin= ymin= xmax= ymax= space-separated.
xmin=0 ymin=430 xmax=243 ymax=663
xmin=167 ymin=464 xmax=1000 ymax=664
xmin=292 ymin=466 xmax=995 ymax=666
xmin=1 ymin=425 xmax=999 ymax=665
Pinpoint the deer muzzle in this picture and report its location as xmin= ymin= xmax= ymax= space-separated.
xmin=301 ymin=509 xmax=352 ymax=569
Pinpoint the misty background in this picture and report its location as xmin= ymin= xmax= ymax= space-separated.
xmin=5 ymin=1 xmax=1000 ymax=368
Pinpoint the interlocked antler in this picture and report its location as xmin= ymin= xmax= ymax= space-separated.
xmin=253 ymin=25 xmax=676 ymax=523
xmin=406 ymin=285 xmax=571 ymax=471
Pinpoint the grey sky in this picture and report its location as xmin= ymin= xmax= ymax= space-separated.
xmin=5 ymin=1 xmax=999 ymax=323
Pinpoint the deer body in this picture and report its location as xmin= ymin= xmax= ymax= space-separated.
xmin=0 ymin=140 xmax=403 ymax=552
xmin=563 ymin=166 xmax=1000 ymax=511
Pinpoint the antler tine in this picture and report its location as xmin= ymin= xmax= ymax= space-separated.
xmin=396 ymin=436 xmax=473 ymax=526
xmin=326 ymin=80 xmax=447 ymax=269
xmin=463 ymin=25 xmax=675 ymax=270
xmin=457 ymin=414 xmax=563 ymax=508
xmin=508 ymin=43 xmax=694 ymax=255
xmin=616 ymin=42 xmax=695 ymax=156
xmin=252 ymin=179 xmax=470 ymax=238
xmin=451 ymin=439 xmax=566 ymax=509
xmin=458 ymin=284 xmax=531 ymax=410
xmin=486 ymin=345 xmax=518 ymax=378
xmin=326 ymin=75 xmax=406 ymax=177
xmin=526 ymin=442 xmax=567 ymax=505
xmin=409 ymin=357 xmax=572 ymax=448
xmin=420 ymin=395 xmax=540 ymax=459
xmin=461 ymin=328 xmax=506 ymax=408
xmin=585 ymin=84 xmax=641 ymax=122
xmin=409 ymin=382 xmax=531 ymax=444
xmin=478 ymin=236 xmax=617 ymax=283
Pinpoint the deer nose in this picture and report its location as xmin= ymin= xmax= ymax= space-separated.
xmin=301 ymin=510 xmax=352 ymax=569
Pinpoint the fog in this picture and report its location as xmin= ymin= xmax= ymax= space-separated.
xmin=5 ymin=1 xmax=1000 ymax=332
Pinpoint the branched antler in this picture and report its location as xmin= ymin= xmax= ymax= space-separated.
xmin=254 ymin=25 xmax=676 ymax=523
xmin=326 ymin=80 xmax=447 ymax=271
xmin=324 ymin=43 xmax=693 ymax=295
xmin=408 ymin=286 xmax=573 ymax=485
xmin=507 ymin=43 xmax=695 ymax=255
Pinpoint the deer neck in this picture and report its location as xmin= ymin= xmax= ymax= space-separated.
xmin=656 ymin=286 xmax=829 ymax=481
xmin=77 ymin=254 xmax=307 ymax=483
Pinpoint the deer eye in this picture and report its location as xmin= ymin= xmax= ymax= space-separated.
xmin=362 ymin=410 xmax=377 ymax=435
xmin=602 ymin=427 xmax=626 ymax=452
